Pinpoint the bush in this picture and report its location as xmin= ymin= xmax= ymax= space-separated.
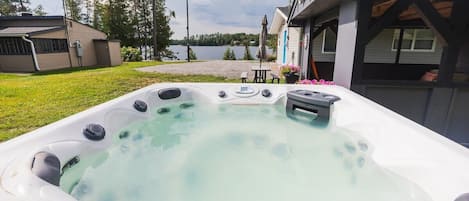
xmin=242 ymin=45 xmax=254 ymax=60
xmin=121 ymin=46 xmax=143 ymax=62
xmin=189 ymin=48 xmax=197 ymax=60
xmin=267 ymin=54 xmax=277 ymax=62
xmin=223 ymin=47 xmax=236 ymax=60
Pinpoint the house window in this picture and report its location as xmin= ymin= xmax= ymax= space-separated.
xmin=392 ymin=29 xmax=436 ymax=52
xmin=32 ymin=39 xmax=68 ymax=54
xmin=0 ymin=37 xmax=32 ymax=55
xmin=322 ymin=28 xmax=337 ymax=53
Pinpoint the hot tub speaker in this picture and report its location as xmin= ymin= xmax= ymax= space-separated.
xmin=286 ymin=90 xmax=340 ymax=123
xmin=83 ymin=124 xmax=106 ymax=141
xmin=133 ymin=100 xmax=148 ymax=112
xmin=158 ymin=88 xmax=181 ymax=100
xmin=31 ymin=152 xmax=61 ymax=186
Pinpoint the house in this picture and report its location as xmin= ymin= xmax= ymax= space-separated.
xmin=287 ymin=0 xmax=469 ymax=146
xmin=0 ymin=15 xmax=122 ymax=72
xmin=269 ymin=6 xmax=301 ymax=66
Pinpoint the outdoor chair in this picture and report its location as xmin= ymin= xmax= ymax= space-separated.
xmin=241 ymin=72 xmax=248 ymax=83
xmin=271 ymin=73 xmax=280 ymax=84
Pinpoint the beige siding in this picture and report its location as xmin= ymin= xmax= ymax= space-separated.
xmin=276 ymin=26 xmax=285 ymax=64
xmin=288 ymin=27 xmax=301 ymax=66
xmin=36 ymin=53 xmax=71 ymax=71
xmin=68 ymin=20 xmax=107 ymax=67
xmin=0 ymin=55 xmax=34 ymax=72
xmin=276 ymin=24 xmax=301 ymax=65
xmin=32 ymin=30 xmax=67 ymax=39
xmin=108 ymin=41 xmax=122 ymax=66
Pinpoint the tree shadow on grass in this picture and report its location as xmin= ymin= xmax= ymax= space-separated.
xmin=31 ymin=65 xmax=113 ymax=76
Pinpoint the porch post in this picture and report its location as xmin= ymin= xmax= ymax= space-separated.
xmin=333 ymin=0 xmax=359 ymax=88
xmin=300 ymin=19 xmax=312 ymax=80
xmin=307 ymin=17 xmax=315 ymax=80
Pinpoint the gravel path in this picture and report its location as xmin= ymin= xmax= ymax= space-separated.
xmin=137 ymin=60 xmax=280 ymax=80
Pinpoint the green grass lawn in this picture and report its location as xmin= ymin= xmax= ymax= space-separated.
xmin=0 ymin=62 xmax=236 ymax=141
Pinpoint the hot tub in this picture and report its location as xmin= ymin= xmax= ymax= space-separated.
xmin=0 ymin=83 xmax=468 ymax=201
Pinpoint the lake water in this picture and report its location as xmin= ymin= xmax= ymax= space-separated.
xmin=168 ymin=45 xmax=273 ymax=61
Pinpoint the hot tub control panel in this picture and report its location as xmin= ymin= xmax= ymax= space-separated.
xmin=286 ymin=90 xmax=340 ymax=124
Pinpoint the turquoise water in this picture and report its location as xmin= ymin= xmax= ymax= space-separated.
xmin=60 ymin=102 xmax=431 ymax=201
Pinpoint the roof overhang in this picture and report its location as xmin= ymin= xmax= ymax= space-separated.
xmin=290 ymin=0 xmax=341 ymax=21
xmin=0 ymin=33 xmax=28 ymax=37
xmin=269 ymin=8 xmax=288 ymax=34
xmin=0 ymin=26 xmax=65 ymax=38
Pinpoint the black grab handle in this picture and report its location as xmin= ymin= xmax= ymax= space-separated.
xmin=286 ymin=90 xmax=340 ymax=124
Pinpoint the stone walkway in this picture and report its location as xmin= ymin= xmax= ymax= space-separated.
xmin=137 ymin=60 xmax=280 ymax=80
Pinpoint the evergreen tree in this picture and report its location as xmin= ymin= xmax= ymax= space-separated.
xmin=230 ymin=49 xmax=236 ymax=60
xmin=65 ymin=0 xmax=82 ymax=21
xmin=108 ymin=0 xmax=135 ymax=46
xmin=33 ymin=5 xmax=46 ymax=16
xmin=188 ymin=48 xmax=197 ymax=60
xmin=0 ymin=0 xmax=13 ymax=15
xmin=83 ymin=0 xmax=93 ymax=24
xmin=223 ymin=47 xmax=232 ymax=60
xmin=243 ymin=44 xmax=253 ymax=60
xmin=0 ymin=0 xmax=33 ymax=15
xmin=268 ymin=34 xmax=278 ymax=54
xmin=152 ymin=0 xmax=174 ymax=60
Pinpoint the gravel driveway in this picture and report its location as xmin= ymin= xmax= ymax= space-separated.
xmin=137 ymin=60 xmax=279 ymax=80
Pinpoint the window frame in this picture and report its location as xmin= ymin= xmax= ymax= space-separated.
xmin=391 ymin=29 xmax=437 ymax=52
xmin=321 ymin=28 xmax=337 ymax=54
xmin=0 ymin=37 xmax=32 ymax=55
xmin=32 ymin=38 xmax=69 ymax=54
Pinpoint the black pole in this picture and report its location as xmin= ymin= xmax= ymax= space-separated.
xmin=394 ymin=28 xmax=404 ymax=64
xmin=152 ymin=0 xmax=158 ymax=60
xmin=186 ymin=0 xmax=190 ymax=62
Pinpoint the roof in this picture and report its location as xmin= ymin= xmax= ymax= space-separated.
xmin=269 ymin=6 xmax=291 ymax=34
xmin=0 ymin=26 xmax=64 ymax=37
xmin=0 ymin=16 xmax=64 ymax=21
xmin=290 ymin=0 xmax=341 ymax=21
xmin=278 ymin=6 xmax=291 ymax=17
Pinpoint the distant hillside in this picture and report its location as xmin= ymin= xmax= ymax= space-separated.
xmin=170 ymin=32 xmax=276 ymax=47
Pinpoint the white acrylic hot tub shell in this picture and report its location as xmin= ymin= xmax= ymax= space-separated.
xmin=0 ymin=83 xmax=468 ymax=201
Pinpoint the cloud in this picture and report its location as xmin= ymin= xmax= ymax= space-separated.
xmin=30 ymin=0 xmax=288 ymax=39
xmin=167 ymin=0 xmax=287 ymax=39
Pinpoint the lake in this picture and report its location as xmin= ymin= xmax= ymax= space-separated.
xmin=168 ymin=45 xmax=273 ymax=61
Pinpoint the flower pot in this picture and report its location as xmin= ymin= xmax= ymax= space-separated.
xmin=284 ymin=73 xmax=299 ymax=84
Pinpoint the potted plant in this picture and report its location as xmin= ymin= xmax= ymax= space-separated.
xmin=281 ymin=64 xmax=301 ymax=84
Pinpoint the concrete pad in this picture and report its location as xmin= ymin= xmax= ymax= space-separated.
xmin=137 ymin=60 xmax=280 ymax=81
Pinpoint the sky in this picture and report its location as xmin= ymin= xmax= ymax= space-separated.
xmin=30 ymin=0 xmax=288 ymax=39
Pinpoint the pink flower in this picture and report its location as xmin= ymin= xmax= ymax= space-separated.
xmin=297 ymin=79 xmax=335 ymax=85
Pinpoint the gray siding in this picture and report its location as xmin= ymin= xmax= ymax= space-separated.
xmin=312 ymin=31 xmax=335 ymax=62
xmin=311 ymin=28 xmax=443 ymax=64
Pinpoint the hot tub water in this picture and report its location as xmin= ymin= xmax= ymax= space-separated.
xmin=60 ymin=101 xmax=431 ymax=201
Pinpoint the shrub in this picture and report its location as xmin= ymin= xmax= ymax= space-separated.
xmin=223 ymin=47 xmax=236 ymax=60
xmin=267 ymin=54 xmax=277 ymax=62
xmin=280 ymin=64 xmax=301 ymax=75
xmin=242 ymin=45 xmax=254 ymax=60
xmin=121 ymin=46 xmax=143 ymax=62
xmin=189 ymin=48 xmax=197 ymax=60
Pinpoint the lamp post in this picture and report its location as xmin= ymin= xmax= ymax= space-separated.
xmin=186 ymin=0 xmax=190 ymax=62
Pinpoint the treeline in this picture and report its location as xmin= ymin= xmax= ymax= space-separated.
xmin=65 ymin=0 xmax=174 ymax=60
xmin=0 ymin=0 xmax=46 ymax=16
xmin=171 ymin=33 xmax=277 ymax=47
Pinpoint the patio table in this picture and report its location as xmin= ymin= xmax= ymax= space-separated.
xmin=251 ymin=66 xmax=271 ymax=83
